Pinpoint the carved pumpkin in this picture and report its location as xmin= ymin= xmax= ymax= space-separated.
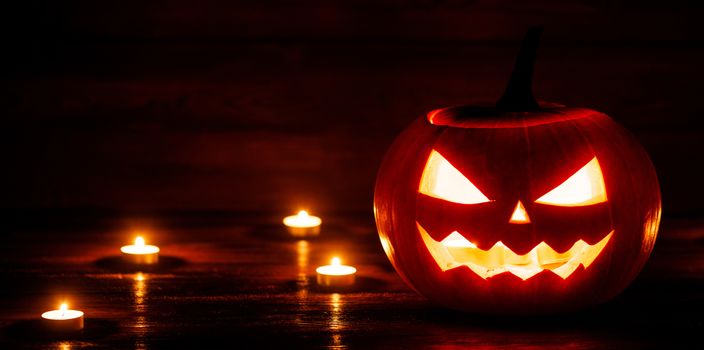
xmin=373 ymin=28 xmax=661 ymax=314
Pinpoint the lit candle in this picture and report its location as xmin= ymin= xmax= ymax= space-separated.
xmin=120 ymin=236 xmax=160 ymax=264
xmin=316 ymin=257 xmax=357 ymax=288
xmin=41 ymin=303 xmax=84 ymax=332
xmin=283 ymin=210 xmax=322 ymax=237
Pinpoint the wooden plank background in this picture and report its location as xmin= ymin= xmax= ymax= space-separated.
xmin=2 ymin=0 xmax=703 ymax=221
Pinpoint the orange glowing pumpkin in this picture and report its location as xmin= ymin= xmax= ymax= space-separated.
xmin=373 ymin=28 xmax=661 ymax=313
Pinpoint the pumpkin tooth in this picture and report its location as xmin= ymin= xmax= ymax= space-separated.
xmin=440 ymin=231 xmax=477 ymax=248
xmin=418 ymin=222 xmax=613 ymax=280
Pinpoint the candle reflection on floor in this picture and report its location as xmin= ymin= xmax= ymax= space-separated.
xmin=329 ymin=293 xmax=344 ymax=349
xmin=134 ymin=273 xmax=146 ymax=312
xmin=293 ymin=239 xmax=347 ymax=348
xmin=295 ymin=240 xmax=311 ymax=327
xmin=133 ymin=273 xmax=148 ymax=350
xmin=296 ymin=240 xmax=309 ymax=291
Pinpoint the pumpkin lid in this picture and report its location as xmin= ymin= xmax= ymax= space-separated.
xmin=427 ymin=103 xmax=601 ymax=129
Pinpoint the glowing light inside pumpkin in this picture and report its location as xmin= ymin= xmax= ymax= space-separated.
xmin=536 ymin=157 xmax=607 ymax=206
xmin=419 ymin=150 xmax=491 ymax=204
xmin=509 ymin=201 xmax=531 ymax=224
xmin=419 ymin=223 xmax=613 ymax=280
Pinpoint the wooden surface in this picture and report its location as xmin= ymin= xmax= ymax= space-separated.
xmin=1 ymin=215 xmax=703 ymax=349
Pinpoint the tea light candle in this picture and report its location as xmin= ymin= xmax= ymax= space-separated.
xmin=120 ymin=236 xmax=160 ymax=264
xmin=41 ymin=303 xmax=84 ymax=332
xmin=283 ymin=210 xmax=322 ymax=237
xmin=316 ymin=257 xmax=357 ymax=288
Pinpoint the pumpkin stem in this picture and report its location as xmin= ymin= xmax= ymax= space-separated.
xmin=496 ymin=27 xmax=543 ymax=112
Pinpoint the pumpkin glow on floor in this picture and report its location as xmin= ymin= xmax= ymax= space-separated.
xmin=374 ymin=27 xmax=661 ymax=313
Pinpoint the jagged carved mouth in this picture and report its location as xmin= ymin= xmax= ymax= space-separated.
xmin=418 ymin=223 xmax=613 ymax=280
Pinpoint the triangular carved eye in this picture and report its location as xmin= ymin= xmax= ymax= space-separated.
xmin=536 ymin=157 xmax=607 ymax=206
xmin=419 ymin=150 xmax=491 ymax=204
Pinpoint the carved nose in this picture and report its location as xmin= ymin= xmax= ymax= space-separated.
xmin=509 ymin=200 xmax=531 ymax=224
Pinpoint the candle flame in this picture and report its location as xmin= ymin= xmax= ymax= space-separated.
xmin=298 ymin=210 xmax=309 ymax=218
xmin=60 ymin=302 xmax=67 ymax=317
xmin=135 ymin=236 xmax=145 ymax=246
xmin=331 ymin=257 xmax=341 ymax=266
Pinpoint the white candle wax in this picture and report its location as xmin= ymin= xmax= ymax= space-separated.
xmin=316 ymin=257 xmax=357 ymax=288
xmin=41 ymin=303 xmax=84 ymax=332
xmin=120 ymin=236 xmax=160 ymax=264
xmin=283 ymin=210 xmax=322 ymax=237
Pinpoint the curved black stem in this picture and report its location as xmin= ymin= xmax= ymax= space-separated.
xmin=496 ymin=27 xmax=543 ymax=112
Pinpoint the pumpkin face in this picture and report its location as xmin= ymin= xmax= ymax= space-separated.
xmin=374 ymin=106 xmax=660 ymax=314
xmin=373 ymin=28 xmax=661 ymax=313
xmin=418 ymin=146 xmax=611 ymax=282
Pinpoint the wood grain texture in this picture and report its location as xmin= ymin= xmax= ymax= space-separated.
xmin=0 ymin=216 xmax=703 ymax=348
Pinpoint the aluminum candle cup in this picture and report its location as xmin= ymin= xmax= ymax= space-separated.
xmin=316 ymin=257 xmax=357 ymax=288
xmin=41 ymin=303 xmax=84 ymax=332
xmin=283 ymin=210 xmax=322 ymax=237
xmin=121 ymin=236 xmax=160 ymax=264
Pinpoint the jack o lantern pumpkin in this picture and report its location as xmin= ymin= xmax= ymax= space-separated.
xmin=373 ymin=28 xmax=661 ymax=314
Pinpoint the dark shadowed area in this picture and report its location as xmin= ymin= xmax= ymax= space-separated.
xmin=2 ymin=0 xmax=703 ymax=220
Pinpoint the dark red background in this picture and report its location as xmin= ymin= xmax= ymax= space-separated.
xmin=2 ymin=1 xmax=703 ymax=221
